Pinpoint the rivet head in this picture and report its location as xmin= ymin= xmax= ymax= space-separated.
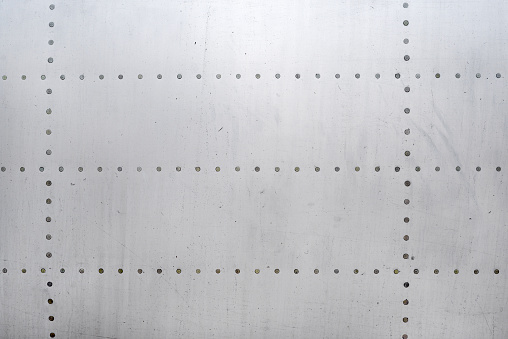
xmin=176 ymin=269 xmax=181 ymax=274
xmin=314 ymin=269 xmax=319 ymax=274
xmin=49 ymin=4 xmax=55 ymax=10
xmin=215 ymin=269 xmax=220 ymax=274
xmin=157 ymin=269 xmax=162 ymax=274
xmin=274 ymin=269 xmax=280 ymax=274
xmin=254 ymin=269 xmax=260 ymax=274
xmin=374 ymin=269 xmax=379 ymax=274
xmin=235 ymin=269 xmax=240 ymax=274
xmin=403 ymin=20 xmax=409 ymax=26
xmin=49 ymin=22 xmax=54 ymax=27
xmin=195 ymin=167 xmax=200 ymax=172
xmin=275 ymin=167 xmax=280 ymax=172
xmin=235 ymin=166 xmax=240 ymax=172
xmin=255 ymin=166 xmax=260 ymax=172
xmin=157 ymin=74 xmax=162 ymax=79
xmin=434 ymin=269 xmax=439 ymax=274
xmin=294 ymin=269 xmax=299 ymax=274
xmin=176 ymin=166 xmax=181 ymax=172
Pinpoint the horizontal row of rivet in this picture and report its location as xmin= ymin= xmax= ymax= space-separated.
xmin=0 ymin=73 xmax=504 ymax=81
xmin=1 ymin=268 xmax=500 ymax=275
xmin=0 ymin=166 xmax=503 ymax=172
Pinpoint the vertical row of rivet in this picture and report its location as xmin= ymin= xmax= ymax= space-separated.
xmin=47 ymin=3 xmax=55 ymax=339
xmin=402 ymin=2 xmax=410 ymax=339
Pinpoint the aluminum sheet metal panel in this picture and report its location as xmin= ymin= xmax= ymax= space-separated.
xmin=1 ymin=0 xmax=507 ymax=338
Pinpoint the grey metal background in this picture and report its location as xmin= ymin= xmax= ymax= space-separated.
xmin=1 ymin=0 xmax=507 ymax=338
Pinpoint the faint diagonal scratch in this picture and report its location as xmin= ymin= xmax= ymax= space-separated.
xmin=476 ymin=298 xmax=494 ymax=336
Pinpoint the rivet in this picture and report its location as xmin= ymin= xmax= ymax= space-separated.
xmin=40 ymin=167 xmax=44 ymax=172
xmin=137 ymin=269 xmax=143 ymax=274
xmin=156 ymin=166 xmax=162 ymax=172
xmin=99 ymin=75 xmax=104 ymax=79
xmin=255 ymin=74 xmax=260 ymax=79
xmin=455 ymin=73 xmax=461 ymax=78
xmin=49 ymin=4 xmax=55 ymax=10
xmin=79 ymin=74 xmax=84 ymax=80
xmin=235 ymin=269 xmax=240 ymax=274
xmin=157 ymin=74 xmax=162 ymax=79
xmin=157 ymin=269 xmax=162 ymax=274
xmin=456 ymin=166 xmax=461 ymax=171
xmin=496 ymin=73 xmax=501 ymax=78
xmin=294 ymin=269 xmax=299 ymax=274
xmin=404 ymin=180 xmax=411 ymax=187
xmin=294 ymin=167 xmax=300 ymax=172
xmin=413 ymin=269 xmax=419 ymax=274
xmin=136 ymin=167 xmax=142 ymax=172
xmin=395 ymin=166 xmax=400 ymax=172
xmin=79 ymin=268 xmax=84 ymax=274
xmin=21 ymin=268 xmax=26 ymax=273
xmin=404 ymin=199 xmax=410 ymax=205
xmin=99 ymin=268 xmax=104 ymax=274
xmin=404 ymin=217 xmax=409 ymax=223
xmin=415 ymin=166 xmax=420 ymax=172
xmin=46 ymin=149 xmax=52 ymax=155
xmin=78 ymin=167 xmax=83 ymax=172
xmin=314 ymin=269 xmax=319 ymax=274
xmin=494 ymin=269 xmax=500 ymax=274
xmin=374 ymin=269 xmax=379 ymax=274
xmin=216 ymin=74 xmax=221 ymax=79
xmin=335 ymin=74 xmax=340 ymax=79
xmin=60 ymin=268 xmax=65 ymax=273
xmin=315 ymin=167 xmax=320 ymax=172
xmin=434 ymin=269 xmax=439 ymax=274
xmin=476 ymin=73 xmax=481 ymax=78
xmin=50 ymin=333 xmax=55 ymax=338
xmin=355 ymin=73 xmax=360 ymax=79
xmin=403 ymin=20 xmax=409 ymax=26
xmin=476 ymin=166 xmax=481 ymax=172
xmin=117 ymin=167 xmax=122 ymax=172
xmin=195 ymin=167 xmax=200 ymax=172
xmin=403 ymin=317 xmax=408 ymax=323
xmin=375 ymin=166 xmax=380 ymax=172
xmin=1 ymin=167 xmax=6 ymax=172
xmin=46 ymin=89 xmax=52 ymax=94
xmin=415 ymin=74 xmax=421 ymax=79
xmin=235 ymin=166 xmax=240 ymax=172
xmin=403 ymin=2 xmax=408 ymax=8
xmin=46 ymin=180 xmax=52 ymax=186
xmin=404 ymin=129 xmax=410 ymax=135
xmin=404 ymin=86 xmax=410 ymax=92
xmin=2 ymin=268 xmax=7 ymax=273
xmin=403 ymin=253 xmax=409 ymax=259
xmin=454 ymin=269 xmax=459 ymax=274
xmin=394 ymin=269 xmax=400 ymax=274
xmin=403 ymin=235 xmax=409 ymax=241
xmin=176 ymin=166 xmax=181 ymax=172
xmin=176 ymin=269 xmax=181 ymax=274
xmin=274 ymin=269 xmax=280 ymax=274
xmin=405 ymin=151 xmax=410 ymax=156
xmin=46 ymin=108 xmax=52 ymax=114
xmin=375 ymin=73 xmax=380 ymax=79
xmin=48 ymin=299 xmax=53 ymax=304
xmin=41 ymin=268 xmax=46 ymax=273
xmin=355 ymin=166 xmax=360 ymax=172
xmin=435 ymin=73 xmax=440 ymax=78
xmin=255 ymin=269 xmax=260 ymax=274
xmin=354 ymin=269 xmax=359 ymax=274
xmin=41 ymin=75 xmax=46 ymax=80
xmin=49 ymin=40 xmax=54 ymax=46
xmin=216 ymin=269 xmax=220 ymax=274
xmin=48 ymin=57 xmax=53 ymax=63
xmin=49 ymin=316 xmax=54 ymax=321
xmin=255 ymin=166 xmax=260 ymax=172
xmin=315 ymin=74 xmax=320 ymax=79
xmin=118 ymin=268 xmax=123 ymax=274
xmin=403 ymin=282 xmax=409 ymax=288
xmin=474 ymin=269 xmax=479 ymax=274
xmin=403 ymin=38 xmax=409 ymax=44
xmin=395 ymin=73 xmax=400 ymax=79
xmin=404 ymin=108 xmax=410 ymax=114
xmin=46 ymin=217 xmax=51 ymax=222
xmin=403 ymin=299 xmax=409 ymax=305
xmin=334 ymin=269 xmax=339 ymax=274
xmin=20 ymin=167 xmax=25 ymax=172
xmin=275 ymin=73 xmax=280 ymax=79
xmin=46 ymin=234 xmax=52 ymax=240
xmin=46 ymin=281 xmax=51 ymax=286
xmin=435 ymin=166 xmax=440 ymax=171
xmin=138 ymin=74 xmax=143 ymax=79
xmin=496 ymin=167 xmax=501 ymax=172
xmin=404 ymin=55 xmax=410 ymax=61
xmin=97 ymin=167 xmax=102 ymax=172
xmin=196 ymin=74 xmax=201 ymax=79
xmin=295 ymin=74 xmax=300 ymax=79
xmin=275 ymin=167 xmax=280 ymax=172
xmin=215 ymin=166 xmax=220 ymax=172
xmin=49 ymin=22 xmax=54 ymax=27
xmin=334 ymin=167 xmax=340 ymax=172
xmin=46 ymin=198 xmax=52 ymax=204
xmin=118 ymin=74 xmax=123 ymax=79
xmin=236 ymin=74 xmax=241 ymax=79
xmin=196 ymin=269 xmax=201 ymax=274
xmin=177 ymin=74 xmax=182 ymax=79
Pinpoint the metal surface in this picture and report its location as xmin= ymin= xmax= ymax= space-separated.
xmin=0 ymin=0 xmax=507 ymax=338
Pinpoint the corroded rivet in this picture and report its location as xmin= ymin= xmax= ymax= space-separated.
xmin=48 ymin=299 xmax=53 ymax=304
xmin=454 ymin=269 xmax=459 ymax=274
xmin=355 ymin=166 xmax=360 ymax=172
xmin=275 ymin=167 xmax=280 ymax=172
xmin=235 ymin=269 xmax=240 ymax=274
xmin=255 ymin=269 xmax=260 ymax=274
xmin=118 ymin=268 xmax=123 ymax=274
xmin=435 ymin=73 xmax=440 ymax=78
xmin=294 ymin=167 xmax=300 ymax=172
xmin=41 ymin=268 xmax=46 ymax=273
xmin=21 ymin=268 xmax=26 ymax=273
xmin=99 ymin=268 xmax=104 ymax=274
xmin=354 ymin=269 xmax=359 ymax=274
xmin=375 ymin=166 xmax=380 ymax=172
xmin=157 ymin=269 xmax=162 ymax=274
xmin=403 ymin=235 xmax=409 ymax=241
xmin=176 ymin=269 xmax=181 ymax=274
xmin=403 ymin=317 xmax=408 ymax=323
xmin=434 ymin=269 xmax=439 ymax=274
xmin=216 ymin=269 xmax=220 ymax=274
xmin=137 ymin=269 xmax=143 ymax=274
xmin=394 ymin=269 xmax=399 ymax=274
xmin=49 ymin=316 xmax=54 ymax=321
xmin=195 ymin=167 xmax=200 ymax=172
xmin=403 ymin=253 xmax=409 ymax=259
xmin=196 ymin=269 xmax=201 ymax=274
xmin=215 ymin=166 xmax=220 ymax=172
xmin=494 ymin=269 xmax=499 ymax=274
xmin=403 ymin=299 xmax=409 ymax=305
xmin=235 ymin=166 xmax=240 ymax=172
xmin=294 ymin=269 xmax=299 ymax=274
xmin=46 ymin=180 xmax=52 ymax=186
xmin=315 ymin=167 xmax=320 ymax=172
xmin=274 ymin=269 xmax=280 ymax=274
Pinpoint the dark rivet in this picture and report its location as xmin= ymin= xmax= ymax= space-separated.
xmin=403 ymin=299 xmax=409 ymax=305
xmin=405 ymin=151 xmax=410 ymax=156
xmin=48 ymin=299 xmax=53 ymax=304
xmin=46 ymin=252 xmax=52 ymax=258
xmin=496 ymin=73 xmax=501 ymax=78
xmin=274 ymin=166 xmax=279 ymax=172
xmin=60 ymin=268 xmax=65 ymax=273
xmin=396 ymin=73 xmax=401 ymax=79
xmin=157 ymin=74 xmax=162 ymax=79
xmin=404 ymin=108 xmax=410 ymax=114
xmin=494 ymin=269 xmax=500 ymax=274
xmin=235 ymin=269 xmax=240 ymax=274
xmin=156 ymin=166 xmax=161 ymax=172
xmin=334 ymin=269 xmax=339 ymax=274
xmin=138 ymin=74 xmax=143 ymax=79
xmin=255 ymin=166 xmax=260 ymax=172
xmin=97 ymin=167 xmax=102 ymax=172
xmin=403 ymin=235 xmax=409 ymax=241
xmin=404 ymin=180 xmax=411 ymax=186
xmin=46 ymin=108 xmax=52 ymax=114
xmin=404 ymin=282 xmax=409 ymax=288
xmin=118 ymin=75 xmax=123 ymax=79
xmin=47 ymin=281 xmax=52 ymax=286
xmin=314 ymin=269 xmax=319 ymax=274
xmin=48 ymin=40 xmax=54 ymax=45
xmin=474 ymin=269 xmax=479 ymax=274
xmin=404 ymin=86 xmax=410 ymax=92
xmin=275 ymin=73 xmax=280 ymax=79
xmin=404 ymin=55 xmax=410 ymax=61
xmin=79 ymin=268 xmax=84 ymax=274
xmin=157 ymin=269 xmax=162 ymax=274
xmin=137 ymin=269 xmax=142 ymax=274
xmin=404 ymin=217 xmax=409 ymax=223
xmin=99 ymin=268 xmax=104 ymax=274
xmin=294 ymin=269 xmax=299 ymax=274
xmin=403 ymin=317 xmax=408 ymax=323
xmin=375 ymin=166 xmax=380 ymax=172
xmin=434 ymin=269 xmax=439 ymax=274
xmin=435 ymin=73 xmax=440 ymax=78
xmin=335 ymin=167 xmax=340 ymax=172
xmin=355 ymin=73 xmax=360 ymax=79
xmin=496 ymin=167 xmax=501 ymax=172
xmin=374 ymin=269 xmax=379 ymax=274
xmin=476 ymin=166 xmax=481 ymax=172
xmin=456 ymin=166 xmax=461 ymax=171
xmin=403 ymin=20 xmax=409 ymax=26
xmin=455 ymin=73 xmax=461 ymax=78
xmin=404 ymin=199 xmax=410 ymax=205
xmin=49 ymin=316 xmax=54 ymax=321
xmin=403 ymin=253 xmax=409 ymax=259
xmin=295 ymin=74 xmax=300 ymax=79
xmin=20 ymin=167 xmax=25 ymax=172
xmin=46 ymin=234 xmax=52 ymax=240
xmin=46 ymin=198 xmax=52 ymax=204
xmin=435 ymin=166 xmax=440 ymax=171
xmin=46 ymin=217 xmax=51 ymax=222
xmin=454 ymin=269 xmax=459 ymax=274
xmin=48 ymin=57 xmax=53 ymax=63
xmin=413 ymin=269 xmax=419 ymax=274
xmin=78 ymin=167 xmax=83 ymax=172
xmin=395 ymin=166 xmax=400 ymax=172
xmin=46 ymin=89 xmax=52 ymax=94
